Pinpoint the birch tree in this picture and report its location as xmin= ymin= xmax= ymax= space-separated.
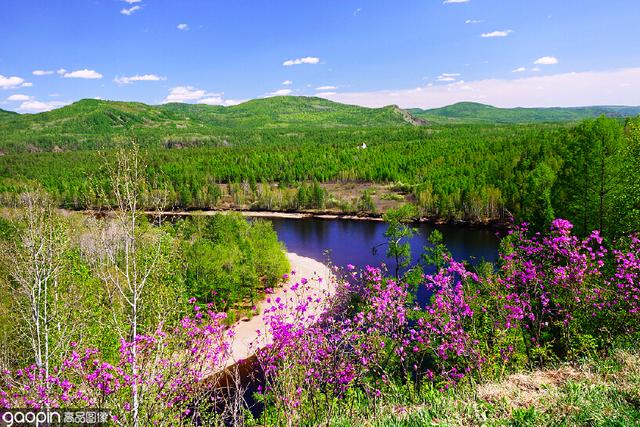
xmin=84 ymin=144 xmax=165 ymax=427
xmin=5 ymin=192 xmax=69 ymax=386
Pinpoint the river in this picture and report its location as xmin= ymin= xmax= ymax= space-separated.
xmin=212 ymin=215 xmax=502 ymax=419
xmin=264 ymin=216 xmax=501 ymax=271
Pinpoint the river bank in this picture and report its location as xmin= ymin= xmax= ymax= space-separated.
xmin=225 ymin=252 xmax=334 ymax=367
xmin=143 ymin=208 xmax=509 ymax=229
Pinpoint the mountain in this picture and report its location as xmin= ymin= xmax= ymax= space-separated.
xmin=0 ymin=97 xmax=421 ymax=152
xmin=160 ymin=96 xmax=421 ymax=128
xmin=0 ymin=108 xmax=19 ymax=120
xmin=409 ymin=102 xmax=640 ymax=124
xmin=3 ymin=97 xmax=640 ymax=153
xmin=3 ymin=96 xmax=417 ymax=131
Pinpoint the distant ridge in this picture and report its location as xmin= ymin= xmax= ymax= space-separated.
xmin=409 ymin=102 xmax=640 ymax=124
xmin=3 ymin=96 xmax=418 ymax=129
xmin=0 ymin=96 xmax=420 ymax=152
xmin=2 ymin=97 xmax=640 ymax=153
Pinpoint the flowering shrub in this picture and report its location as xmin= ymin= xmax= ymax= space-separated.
xmin=1 ymin=304 xmax=233 ymax=425
xmin=495 ymin=220 xmax=638 ymax=361
xmin=257 ymin=220 xmax=640 ymax=424
xmin=2 ymin=219 xmax=638 ymax=425
xmin=404 ymin=260 xmax=487 ymax=389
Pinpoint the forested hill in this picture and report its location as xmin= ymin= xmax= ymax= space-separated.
xmin=3 ymin=96 xmax=640 ymax=153
xmin=0 ymin=96 xmax=422 ymax=153
xmin=0 ymin=108 xmax=18 ymax=120
xmin=409 ymin=102 xmax=640 ymax=124
xmin=159 ymin=96 xmax=424 ymax=128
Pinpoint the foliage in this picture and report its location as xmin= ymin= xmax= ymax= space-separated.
xmin=421 ymin=229 xmax=450 ymax=270
xmin=178 ymin=214 xmax=290 ymax=309
xmin=0 ymin=304 xmax=233 ymax=426
xmin=410 ymin=101 xmax=640 ymax=124
xmin=1 ymin=116 xmax=639 ymax=236
xmin=255 ymin=219 xmax=640 ymax=425
xmin=1 ymin=216 xmax=639 ymax=424
xmin=0 ymin=97 xmax=416 ymax=153
xmin=382 ymin=205 xmax=418 ymax=278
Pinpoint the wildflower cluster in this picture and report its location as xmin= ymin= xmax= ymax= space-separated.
xmin=1 ymin=303 xmax=232 ymax=425
xmin=2 ymin=219 xmax=638 ymax=424
xmin=257 ymin=220 xmax=640 ymax=423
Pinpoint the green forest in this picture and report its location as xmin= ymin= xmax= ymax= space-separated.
xmin=0 ymin=97 xmax=638 ymax=237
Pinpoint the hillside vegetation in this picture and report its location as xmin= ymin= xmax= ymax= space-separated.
xmin=410 ymin=101 xmax=640 ymax=124
xmin=2 ymin=97 xmax=640 ymax=153
xmin=0 ymin=97 xmax=418 ymax=153
xmin=0 ymin=109 xmax=18 ymax=120
xmin=0 ymin=97 xmax=639 ymax=236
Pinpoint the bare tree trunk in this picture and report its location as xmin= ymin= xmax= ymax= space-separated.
xmin=84 ymin=143 xmax=165 ymax=426
xmin=6 ymin=192 xmax=68 ymax=405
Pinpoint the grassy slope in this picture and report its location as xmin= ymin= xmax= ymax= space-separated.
xmin=330 ymin=349 xmax=640 ymax=426
xmin=410 ymin=102 xmax=640 ymax=124
xmin=3 ymin=97 xmax=639 ymax=152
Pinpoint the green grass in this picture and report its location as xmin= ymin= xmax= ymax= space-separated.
xmin=293 ymin=349 xmax=640 ymax=426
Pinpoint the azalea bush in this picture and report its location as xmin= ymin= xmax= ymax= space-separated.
xmin=2 ymin=219 xmax=639 ymax=426
xmin=256 ymin=219 xmax=640 ymax=425
xmin=0 ymin=303 xmax=233 ymax=426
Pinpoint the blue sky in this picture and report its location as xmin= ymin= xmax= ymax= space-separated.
xmin=1 ymin=0 xmax=640 ymax=112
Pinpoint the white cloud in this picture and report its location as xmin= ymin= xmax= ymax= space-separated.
xmin=282 ymin=80 xmax=293 ymax=85
xmin=63 ymin=69 xmax=103 ymax=79
xmin=177 ymin=23 xmax=189 ymax=31
xmin=465 ymin=19 xmax=482 ymax=24
xmin=163 ymin=86 xmax=236 ymax=105
xmin=32 ymin=70 xmax=54 ymax=76
xmin=56 ymin=68 xmax=67 ymax=75
xmin=316 ymin=67 xmax=640 ymax=109
xmin=481 ymin=30 xmax=512 ymax=38
xmin=0 ymin=74 xmax=26 ymax=89
xmin=197 ymin=96 xmax=224 ymax=105
xmin=266 ymin=89 xmax=292 ymax=96
xmin=163 ymin=86 xmax=207 ymax=103
xmin=123 ymin=0 xmax=141 ymax=3
xmin=120 ymin=5 xmax=141 ymax=15
xmin=197 ymin=96 xmax=241 ymax=106
xmin=6 ymin=94 xmax=31 ymax=101
xmin=21 ymin=82 xmax=32 ymax=87
xmin=114 ymin=74 xmax=166 ymax=85
xmin=316 ymin=85 xmax=337 ymax=90
xmin=531 ymin=67 xmax=541 ymax=72
xmin=282 ymin=56 xmax=320 ymax=66
xmin=221 ymin=99 xmax=243 ymax=106
xmin=534 ymin=56 xmax=559 ymax=65
xmin=443 ymin=0 xmax=470 ymax=3
xmin=18 ymin=100 xmax=68 ymax=113
xmin=437 ymin=73 xmax=461 ymax=82
xmin=512 ymin=67 xmax=527 ymax=73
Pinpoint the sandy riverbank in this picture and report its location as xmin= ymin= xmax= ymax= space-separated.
xmin=224 ymin=252 xmax=334 ymax=367
xmin=148 ymin=209 xmax=385 ymax=222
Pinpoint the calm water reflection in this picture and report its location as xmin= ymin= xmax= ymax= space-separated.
xmin=264 ymin=217 xmax=501 ymax=271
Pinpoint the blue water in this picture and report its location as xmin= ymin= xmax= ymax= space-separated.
xmin=265 ymin=217 xmax=501 ymax=272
